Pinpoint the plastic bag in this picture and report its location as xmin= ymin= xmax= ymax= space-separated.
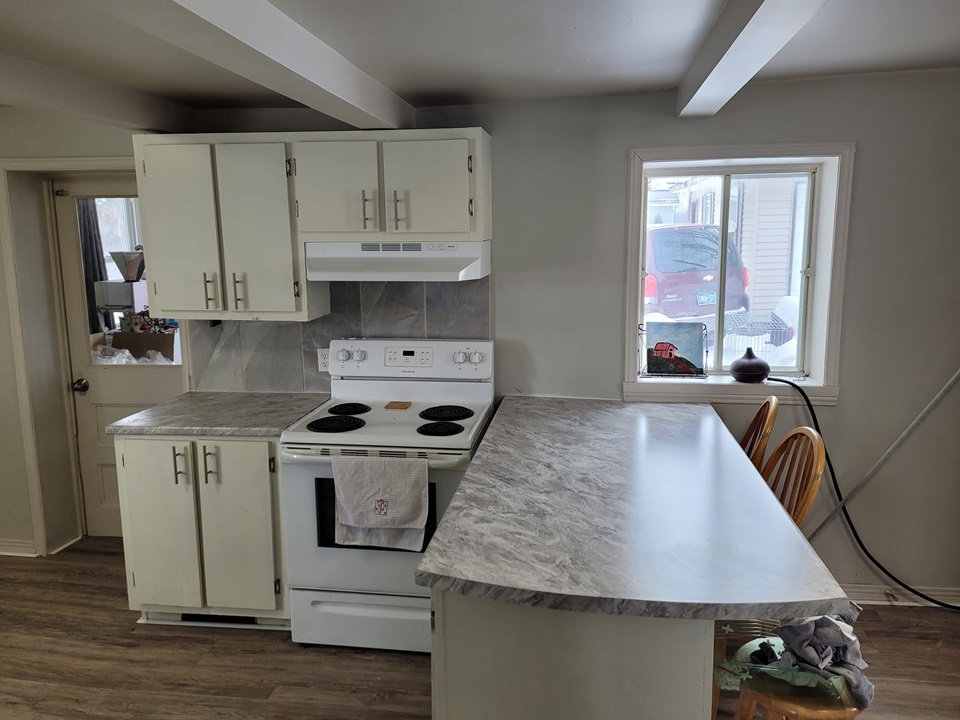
xmin=138 ymin=350 xmax=173 ymax=365
xmin=92 ymin=345 xmax=137 ymax=365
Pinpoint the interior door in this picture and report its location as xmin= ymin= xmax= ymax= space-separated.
xmin=54 ymin=176 xmax=187 ymax=536
xmin=382 ymin=139 xmax=471 ymax=234
xmin=215 ymin=143 xmax=297 ymax=313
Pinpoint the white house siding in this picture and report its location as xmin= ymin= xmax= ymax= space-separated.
xmin=737 ymin=177 xmax=800 ymax=316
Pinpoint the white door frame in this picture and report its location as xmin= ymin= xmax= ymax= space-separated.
xmin=0 ymin=156 xmax=189 ymax=555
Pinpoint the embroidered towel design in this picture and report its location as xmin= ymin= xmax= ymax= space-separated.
xmin=332 ymin=457 xmax=429 ymax=551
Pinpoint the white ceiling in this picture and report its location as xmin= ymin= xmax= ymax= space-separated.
xmin=269 ymin=0 xmax=726 ymax=106
xmin=0 ymin=0 xmax=302 ymax=107
xmin=1 ymin=0 xmax=959 ymax=128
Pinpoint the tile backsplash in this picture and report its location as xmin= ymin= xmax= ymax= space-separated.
xmin=187 ymin=279 xmax=491 ymax=393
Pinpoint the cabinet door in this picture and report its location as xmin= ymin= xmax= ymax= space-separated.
xmin=216 ymin=144 xmax=297 ymax=313
xmin=118 ymin=439 xmax=203 ymax=608
xmin=383 ymin=139 xmax=471 ymax=234
xmin=197 ymin=440 xmax=277 ymax=610
xmin=140 ymin=144 xmax=223 ymax=313
xmin=294 ymin=141 xmax=380 ymax=233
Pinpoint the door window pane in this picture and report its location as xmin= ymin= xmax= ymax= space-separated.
xmin=79 ymin=196 xmax=181 ymax=365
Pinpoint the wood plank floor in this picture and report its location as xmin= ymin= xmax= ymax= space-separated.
xmin=2 ymin=538 xmax=959 ymax=719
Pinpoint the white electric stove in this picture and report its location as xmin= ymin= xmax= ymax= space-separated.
xmin=280 ymin=338 xmax=494 ymax=652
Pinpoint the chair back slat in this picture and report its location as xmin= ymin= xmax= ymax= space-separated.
xmin=760 ymin=427 xmax=826 ymax=527
xmin=740 ymin=395 xmax=779 ymax=470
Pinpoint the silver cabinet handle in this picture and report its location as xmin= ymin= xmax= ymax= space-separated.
xmin=361 ymin=189 xmax=374 ymax=230
xmin=203 ymin=272 xmax=216 ymax=309
xmin=171 ymin=447 xmax=187 ymax=485
xmin=392 ymin=190 xmax=404 ymax=231
xmin=202 ymin=445 xmax=217 ymax=484
xmin=232 ymin=272 xmax=246 ymax=310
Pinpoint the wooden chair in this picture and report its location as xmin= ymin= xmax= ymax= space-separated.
xmin=714 ymin=426 xmax=827 ymax=719
xmin=724 ymin=428 xmax=834 ymax=719
xmin=759 ymin=426 xmax=825 ymax=526
xmin=740 ymin=396 xmax=779 ymax=470
xmin=735 ymin=682 xmax=862 ymax=719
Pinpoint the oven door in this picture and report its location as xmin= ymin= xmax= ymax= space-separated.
xmin=280 ymin=451 xmax=462 ymax=597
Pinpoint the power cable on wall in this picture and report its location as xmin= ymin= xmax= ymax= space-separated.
xmin=766 ymin=374 xmax=960 ymax=612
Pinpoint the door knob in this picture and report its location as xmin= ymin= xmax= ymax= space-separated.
xmin=72 ymin=378 xmax=90 ymax=392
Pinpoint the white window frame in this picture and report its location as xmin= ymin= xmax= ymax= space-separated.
xmin=622 ymin=143 xmax=855 ymax=406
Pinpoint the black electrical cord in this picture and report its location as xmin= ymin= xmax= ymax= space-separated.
xmin=767 ymin=376 xmax=960 ymax=612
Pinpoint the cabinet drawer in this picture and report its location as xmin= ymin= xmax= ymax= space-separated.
xmin=290 ymin=590 xmax=431 ymax=653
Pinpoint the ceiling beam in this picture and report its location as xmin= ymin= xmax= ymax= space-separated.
xmin=0 ymin=52 xmax=191 ymax=132
xmin=677 ymin=0 xmax=831 ymax=117
xmin=86 ymin=0 xmax=414 ymax=129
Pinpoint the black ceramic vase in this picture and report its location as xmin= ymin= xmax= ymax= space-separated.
xmin=729 ymin=347 xmax=770 ymax=383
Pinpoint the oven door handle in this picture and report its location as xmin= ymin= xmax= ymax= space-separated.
xmin=279 ymin=449 xmax=468 ymax=470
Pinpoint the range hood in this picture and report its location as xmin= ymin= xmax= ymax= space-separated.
xmin=305 ymin=241 xmax=490 ymax=282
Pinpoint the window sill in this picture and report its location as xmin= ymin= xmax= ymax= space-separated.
xmin=622 ymin=375 xmax=838 ymax=406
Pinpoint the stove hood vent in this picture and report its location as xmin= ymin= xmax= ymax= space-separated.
xmin=306 ymin=241 xmax=490 ymax=282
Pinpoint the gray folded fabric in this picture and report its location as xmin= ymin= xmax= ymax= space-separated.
xmin=774 ymin=616 xmax=874 ymax=709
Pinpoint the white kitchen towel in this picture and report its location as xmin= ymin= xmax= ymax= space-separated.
xmin=333 ymin=457 xmax=429 ymax=552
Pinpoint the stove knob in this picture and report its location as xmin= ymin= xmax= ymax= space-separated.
xmin=354 ymin=349 xmax=367 ymax=362
xmin=336 ymin=348 xmax=352 ymax=362
xmin=452 ymin=351 xmax=467 ymax=365
xmin=469 ymin=351 xmax=485 ymax=365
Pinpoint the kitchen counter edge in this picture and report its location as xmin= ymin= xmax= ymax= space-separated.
xmin=106 ymin=391 xmax=328 ymax=438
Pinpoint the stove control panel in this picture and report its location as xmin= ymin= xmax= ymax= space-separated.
xmin=329 ymin=339 xmax=493 ymax=379
xmin=386 ymin=346 xmax=434 ymax=367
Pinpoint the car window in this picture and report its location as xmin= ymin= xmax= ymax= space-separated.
xmin=650 ymin=227 xmax=741 ymax=273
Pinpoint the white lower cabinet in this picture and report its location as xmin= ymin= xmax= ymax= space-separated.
xmin=116 ymin=437 xmax=283 ymax=617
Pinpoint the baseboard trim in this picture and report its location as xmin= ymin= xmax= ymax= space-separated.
xmin=0 ymin=538 xmax=39 ymax=557
xmin=843 ymin=583 xmax=960 ymax=607
xmin=138 ymin=613 xmax=290 ymax=632
xmin=47 ymin=534 xmax=83 ymax=555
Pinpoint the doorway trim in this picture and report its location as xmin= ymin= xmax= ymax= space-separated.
xmin=0 ymin=156 xmax=133 ymax=555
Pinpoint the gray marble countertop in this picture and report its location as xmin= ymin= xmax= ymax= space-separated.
xmin=416 ymin=396 xmax=850 ymax=621
xmin=106 ymin=392 xmax=327 ymax=437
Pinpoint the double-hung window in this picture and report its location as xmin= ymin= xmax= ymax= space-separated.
xmin=623 ymin=144 xmax=855 ymax=405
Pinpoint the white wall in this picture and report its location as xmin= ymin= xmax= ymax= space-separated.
xmin=0 ymin=107 xmax=135 ymax=551
xmin=9 ymin=173 xmax=82 ymax=550
xmin=0 ymin=225 xmax=33 ymax=547
xmin=418 ymin=70 xmax=960 ymax=592
xmin=0 ymin=107 xmax=136 ymax=158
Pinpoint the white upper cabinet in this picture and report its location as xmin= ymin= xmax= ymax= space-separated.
xmin=135 ymin=128 xmax=490 ymax=298
xmin=291 ymin=128 xmax=491 ymax=244
xmin=216 ymin=144 xmax=297 ymax=314
xmin=294 ymin=141 xmax=380 ymax=233
xmin=136 ymin=138 xmax=330 ymax=322
xmin=383 ymin=139 xmax=472 ymax=234
xmin=139 ymin=144 xmax=223 ymax=315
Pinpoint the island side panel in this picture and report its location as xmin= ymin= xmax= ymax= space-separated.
xmin=431 ymin=589 xmax=714 ymax=720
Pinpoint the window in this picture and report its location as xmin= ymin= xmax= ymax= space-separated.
xmin=623 ymin=145 xmax=855 ymax=405
xmin=96 ymin=197 xmax=141 ymax=282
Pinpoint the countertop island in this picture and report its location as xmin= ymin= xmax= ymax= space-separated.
xmin=416 ymin=396 xmax=849 ymax=720
xmin=106 ymin=391 xmax=327 ymax=437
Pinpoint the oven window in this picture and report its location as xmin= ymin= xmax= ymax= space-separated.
xmin=315 ymin=478 xmax=438 ymax=552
